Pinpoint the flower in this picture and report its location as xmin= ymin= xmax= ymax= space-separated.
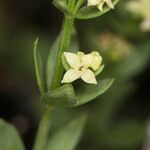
xmin=87 ymin=0 xmax=114 ymax=11
xmin=126 ymin=0 xmax=150 ymax=32
xmin=140 ymin=18 xmax=150 ymax=31
xmin=96 ymin=32 xmax=133 ymax=61
xmin=61 ymin=51 xmax=102 ymax=84
xmin=126 ymin=0 xmax=150 ymax=19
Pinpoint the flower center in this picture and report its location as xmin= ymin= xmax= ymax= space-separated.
xmin=79 ymin=66 xmax=84 ymax=71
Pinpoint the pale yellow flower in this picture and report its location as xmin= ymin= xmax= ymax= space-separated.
xmin=140 ymin=18 xmax=150 ymax=32
xmin=87 ymin=0 xmax=114 ymax=11
xmin=61 ymin=51 xmax=102 ymax=84
xmin=127 ymin=0 xmax=150 ymax=19
xmin=127 ymin=0 xmax=150 ymax=31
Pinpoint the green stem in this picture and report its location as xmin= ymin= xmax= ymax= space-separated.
xmin=51 ymin=15 xmax=74 ymax=89
xmin=68 ymin=0 xmax=75 ymax=11
xmin=33 ymin=107 xmax=54 ymax=150
xmin=73 ymin=0 xmax=85 ymax=15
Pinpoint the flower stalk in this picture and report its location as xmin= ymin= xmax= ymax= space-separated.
xmin=33 ymin=107 xmax=54 ymax=150
xmin=34 ymin=14 xmax=75 ymax=150
xmin=51 ymin=15 xmax=74 ymax=89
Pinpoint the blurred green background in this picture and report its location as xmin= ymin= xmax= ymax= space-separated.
xmin=0 ymin=0 xmax=150 ymax=150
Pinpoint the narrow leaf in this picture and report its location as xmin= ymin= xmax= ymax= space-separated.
xmin=69 ymin=27 xmax=80 ymax=52
xmin=52 ymin=0 xmax=70 ymax=15
xmin=33 ymin=38 xmax=46 ymax=95
xmin=46 ymin=115 xmax=87 ymax=150
xmin=46 ymin=36 xmax=60 ymax=90
xmin=77 ymin=0 xmax=119 ymax=19
xmin=0 ymin=119 xmax=25 ymax=150
xmin=42 ymin=84 xmax=76 ymax=107
xmin=73 ymin=78 xmax=114 ymax=106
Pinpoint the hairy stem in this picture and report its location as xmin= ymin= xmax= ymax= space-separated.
xmin=73 ymin=0 xmax=85 ymax=15
xmin=33 ymin=107 xmax=54 ymax=150
xmin=51 ymin=15 xmax=74 ymax=89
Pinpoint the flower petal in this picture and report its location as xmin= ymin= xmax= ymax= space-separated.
xmin=63 ymin=52 xmax=82 ymax=69
xmin=81 ymin=53 xmax=93 ymax=68
xmin=97 ymin=2 xmax=105 ymax=11
xmin=90 ymin=51 xmax=102 ymax=71
xmin=104 ymin=0 xmax=114 ymax=9
xmin=140 ymin=18 xmax=150 ymax=32
xmin=77 ymin=52 xmax=85 ymax=60
xmin=88 ymin=0 xmax=100 ymax=6
xmin=80 ymin=69 xmax=97 ymax=84
xmin=61 ymin=69 xmax=80 ymax=83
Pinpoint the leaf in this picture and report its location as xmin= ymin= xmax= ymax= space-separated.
xmin=46 ymin=115 xmax=87 ymax=150
xmin=73 ymin=78 xmax=114 ymax=106
xmin=0 ymin=119 xmax=25 ymax=150
xmin=52 ymin=0 xmax=70 ymax=16
xmin=42 ymin=79 xmax=114 ymax=107
xmin=46 ymin=36 xmax=60 ymax=90
xmin=41 ymin=84 xmax=76 ymax=107
xmin=77 ymin=0 xmax=119 ymax=19
xmin=103 ymin=121 xmax=145 ymax=149
xmin=95 ymin=64 xmax=105 ymax=76
xmin=33 ymin=38 xmax=46 ymax=95
xmin=69 ymin=28 xmax=80 ymax=52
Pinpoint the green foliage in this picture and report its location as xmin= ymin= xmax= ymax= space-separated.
xmin=52 ymin=0 xmax=70 ymax=15
xmin=50 ymin=16 xmax=74 ymax=89
xmin=52 ymin=0 xmax=120 ymax=19
xmin=33 ymin=108 xmax=54 ymax=150
xmin=42 ymin=84 xmax=76 ymax=107
xmin=52 ymin=0 xmax=85 ymax=17
xmin=46 ymin=36 xmax=60 ymax=90
xmin=39 ymin=25 xmax=113 ymax=108
xmin=77 ymin=0 xmax=120 ymax=19
xmin=104 ymin=121 xmax=145 ymax=149
xmin=0 ymin=119 xmax=25 ymax=150
xmin=33 ymin=38 xmax=46 ymax=95
xmin=46 ymin=115 xmax=87 ymax=150
xmin=74 ymin=78 xmax=114 ymax=106
xmin=42 ymin=78 xmax=114 ymax=107
xmin=1 ymin=0 xmax=150 ymax=150
xmin=95 ymin=64 xmax=105 ymax=76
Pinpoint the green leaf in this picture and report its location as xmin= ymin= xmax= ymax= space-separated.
xmin=95 ymin=64 xmax=105 ymax=76
xmin=46 ymin=36 xmax=60 ymax=90
xmin=46 ymin=115 xmax=87 ymax=150
xmin=104 ymin=121 xmax=145 ymax=149
xmin=33 ymin=38 xmax=46 ymax=95
xmin=52 ymin=0 xmax=70 ymax=15
xmin=73 ymin=78 xmax=114 ymax=106
xmin=42 ymin=79 xmax=114 ymax=107
xmin=77 ymin=0 xmax=119 ymax=19
xmin=42 ymin=84 xmax=76 ymax=107
xmin=69 ymin=28 xmax=79 ymax=52
xmin=0 ymin=119 xmax=25 ymax=150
